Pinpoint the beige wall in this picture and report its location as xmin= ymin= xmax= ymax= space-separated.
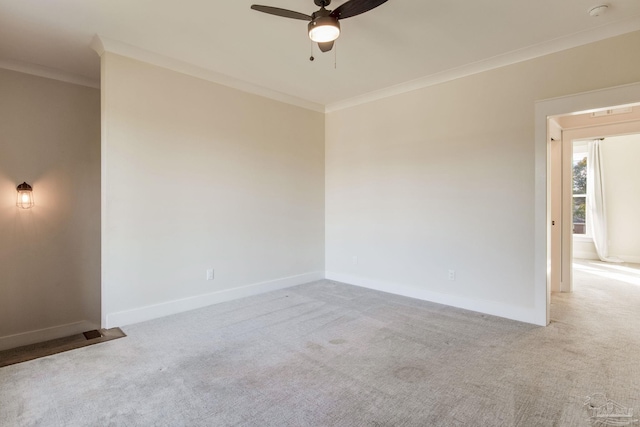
xmin=325 ymin=31 xmax=640 ymax=323
xmin=602 ymin=133 xmax=640 ymax=262
xmin=0 ymin=69 xmax=101 ymax=349
xmin=101 ymin=53 xmax=325 ymax=326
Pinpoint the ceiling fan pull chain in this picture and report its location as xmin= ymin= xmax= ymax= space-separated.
xmin=334 ymin=41 xmax=337 ymax=69
xmin=310 ymin=40 xmax=315 ymax=61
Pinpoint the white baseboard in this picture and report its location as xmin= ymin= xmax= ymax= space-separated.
xmin=0 ymin=320 xmax=99 ymax=352
xmin=326 ymin=271 xmax=545 ymax=326
xmin=573 ymin=251 xmax=599 ymax=260
xmin=105 ymin=271 xmax=325 ymax=328
xmin=617 ymin=255 xmax=640 ymax=264
xmin=574 ymin=253 xmax=640 ymax=263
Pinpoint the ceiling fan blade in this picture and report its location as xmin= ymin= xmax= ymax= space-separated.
xmin=330 ymin=0 xmax=388 ymax=19
xmin=251 ymin=5 xmax=312 ymax=21
xmin=318 ymin=41 xmax=334 ymax=52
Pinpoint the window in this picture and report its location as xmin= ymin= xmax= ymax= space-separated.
xmin=572 ymin=142 xmax=588 ymax=235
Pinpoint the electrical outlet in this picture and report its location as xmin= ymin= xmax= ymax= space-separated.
xmin=448 ymin=270 xmax=455 ymax=281
xmin=206 ymin=269 xmax=214 ymax=280
xmin=352 ymin=256 xmax=358 ymax=265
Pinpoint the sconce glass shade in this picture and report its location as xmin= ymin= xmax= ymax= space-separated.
xmin=16 ymin=182 xmax=34 ymax=209
xmin=308 ymin=16 xmax=340 ymax=43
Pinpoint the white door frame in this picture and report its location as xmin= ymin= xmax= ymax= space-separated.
xmin=534 ymin=81 xmax=640 ymax=326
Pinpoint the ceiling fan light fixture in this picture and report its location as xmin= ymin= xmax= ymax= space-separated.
xmin=308 ymin=16 xmax=340 ymax=42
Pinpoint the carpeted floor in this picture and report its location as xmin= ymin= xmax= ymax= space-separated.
xmin=1 ymin=260 xmax=640 ymax=426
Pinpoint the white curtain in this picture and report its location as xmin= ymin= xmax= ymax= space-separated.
xmin=587 ymin=139 xmax=622 ymax=262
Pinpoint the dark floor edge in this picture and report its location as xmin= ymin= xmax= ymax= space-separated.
xmin=0 ymin=328 xmax=127 ymax=368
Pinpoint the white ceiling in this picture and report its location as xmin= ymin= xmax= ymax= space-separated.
xmin=1 ymin=0 xmax=640 ymax=109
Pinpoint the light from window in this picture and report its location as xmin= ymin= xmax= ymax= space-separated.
xmin=572 ymin=147 xmax=587 ymax=235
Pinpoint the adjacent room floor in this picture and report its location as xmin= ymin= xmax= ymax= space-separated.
xmin=2 ymin=261 xmax=639 ymax=426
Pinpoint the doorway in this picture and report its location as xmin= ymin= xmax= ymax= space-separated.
xmin=534 ymin=81 xmax=640 ymax=325
xmin=550 ymin=115 xmax=640 ymax=296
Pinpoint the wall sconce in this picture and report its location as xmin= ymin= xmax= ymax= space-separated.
xmin=16 ymin=182 xmax=34 ymax=209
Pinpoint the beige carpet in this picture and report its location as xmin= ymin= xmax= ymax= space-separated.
xmin=1 ymin=260 xmax=639 ymax=426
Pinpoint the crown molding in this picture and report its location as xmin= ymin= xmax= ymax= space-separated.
xmin=325 ymin=16 xmax=640 ymax=112
xmin=86 ymin=18 xmax=640 ymax=114
xmin=0 ymin=59 xmax=99 ymax=89
xmin=91 ymin=35 xmax=325 ymax=113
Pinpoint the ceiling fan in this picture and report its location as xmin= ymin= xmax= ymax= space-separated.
xmin=251 ymin=0 xmax=389 ymax=53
